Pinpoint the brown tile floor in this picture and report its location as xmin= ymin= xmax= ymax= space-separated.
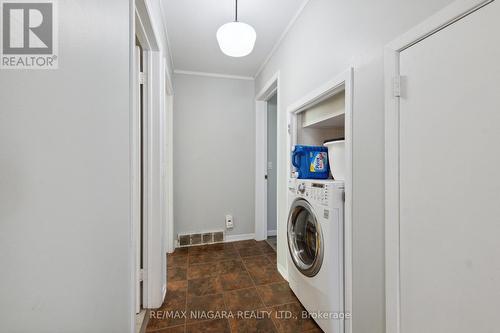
xmin=146 ymin=240 xmax=323 ymax=333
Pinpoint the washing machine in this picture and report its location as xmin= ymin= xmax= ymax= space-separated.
xmin=287 ymin=179 xmax=344 ymax=333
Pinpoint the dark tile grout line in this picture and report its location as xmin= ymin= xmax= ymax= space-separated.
xmin=223 ymin=241 xmax=244 ymax=333
xmin=240 ymin=248 xmax=281 ymax=333
xmin=186 ymin=241 xmax=239 ymax=332
xmin=221 ymin=289 xmax=232 ymax=333
xmin=239 ymin=242 xmax=319 ymax=332
xmin=183 ymin=248 xmax=188 ymax=332
xmin=189 ymin=241 xmax=269 ymax=332
xmin=155 ymin=240 xmax=298 ymax=332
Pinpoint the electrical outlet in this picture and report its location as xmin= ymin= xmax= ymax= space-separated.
xmin=225 ymin=215 xmax=234 ymax=229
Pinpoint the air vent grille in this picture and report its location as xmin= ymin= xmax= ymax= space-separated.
xmin=213 ymin=232 xmax=224 ymax=242
xmin=177 ymin=231 xmax=225 ymax=247
xmin=179 ymin=235 xmax=190 ymax=247
xmin=202 ymin=233 xmax=213 ymax=244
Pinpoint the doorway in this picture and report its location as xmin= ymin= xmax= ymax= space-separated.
xmin=255 ymin=73 xmax=279 ymax=243
xmin=266 ymin=93 xmax=278 ymax=249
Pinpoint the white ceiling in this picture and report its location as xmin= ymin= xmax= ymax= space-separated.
xmin=161 ymin=0 xmax=307 ymax=77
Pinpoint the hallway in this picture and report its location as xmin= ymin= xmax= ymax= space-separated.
xmin=3 ymin=0 xmax=499 ymax=332
xmin=145 ymin=240 xmax=321 ymax=332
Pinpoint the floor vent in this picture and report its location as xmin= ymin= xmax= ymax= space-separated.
xmin=213 ymin=231 xmax=224 ymax=242
xmin=191 ymin=234 xmax=202 ymax=245
xmin=179 ymin=235 xmax=190 ymax=247
xmin=202 ymin=233 xmax=212 ymax=244
xmin=178 ymin=231 xmax=225 ymax=247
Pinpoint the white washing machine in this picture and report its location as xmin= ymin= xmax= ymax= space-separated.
xmin=287 ymin=179 xmax=344 ymax=333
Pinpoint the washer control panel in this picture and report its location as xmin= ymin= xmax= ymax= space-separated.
xmin=296 ymin=182 xmax=329 ymax=205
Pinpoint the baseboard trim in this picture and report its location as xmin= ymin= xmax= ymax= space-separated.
xmin=267 ymin=230 xmax=277 ymax=237
xmin=277 ymin=262 xmax=288 ymax=282
xmin=139 ymin=310 xmax=148 ymax=333
xmin=225 ymin=233 xmax=255 ymax=242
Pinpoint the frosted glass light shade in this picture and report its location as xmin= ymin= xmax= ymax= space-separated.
xmin=216 ymin=21 xmax=256 ymax=57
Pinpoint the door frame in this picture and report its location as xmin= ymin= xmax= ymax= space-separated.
xmin=255 ymin=72 xmax=280 ymax=241
xmin=164 ymin=59 xmax=174 ymax=255
xmin=132 ymin=43 xmax=142 ymax=315
xmin=286 ymin=68 xmax=353 ymax=333
xmin=384 ymin=1 xmax=493 ymax=332
xmin=135 ymin=1 xmax=158 ymax=312
xmin=132 ymin=0 xmax=174 ymax=320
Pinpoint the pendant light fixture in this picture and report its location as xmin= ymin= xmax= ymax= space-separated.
xmin=216 ymin=0 xmax=256 ymax=57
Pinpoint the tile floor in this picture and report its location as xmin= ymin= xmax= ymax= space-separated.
xmin=146 ymin=239 xmax=322 ymax=333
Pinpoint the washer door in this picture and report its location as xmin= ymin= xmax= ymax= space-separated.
xmin=287 ymin=198 xmax=324 ymax=277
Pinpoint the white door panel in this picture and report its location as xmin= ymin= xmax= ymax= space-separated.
xmin=399 ymin=2 xmax=500 ymax=332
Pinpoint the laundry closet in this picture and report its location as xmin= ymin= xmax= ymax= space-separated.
xmin=285 ymin=70 xmax=353 ymax=333
xmin=288 ymin=78 xmax=349 ymax=181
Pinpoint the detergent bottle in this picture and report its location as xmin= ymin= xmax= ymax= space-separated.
xmin=291 ymin=145 xmax=330 ymax=179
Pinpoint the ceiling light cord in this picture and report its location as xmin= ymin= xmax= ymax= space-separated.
xmin=235 ymin=0 xmax=238 ymax=22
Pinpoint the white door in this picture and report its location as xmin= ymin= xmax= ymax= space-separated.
xmin=396 ymin=2 xmax=500 ymax=332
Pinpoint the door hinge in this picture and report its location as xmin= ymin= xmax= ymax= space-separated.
xmin=342 ymin=191 xmax=346 ymax=202
xmin=137 ymin=269 xmax=144 ymax=282
xmin=139 ymin=72 xmax=146 ymax=85
xmin=287 ymin=124 xmax=291 ymax=134
xmin=393 ymin=76 xmax=401 ymax=98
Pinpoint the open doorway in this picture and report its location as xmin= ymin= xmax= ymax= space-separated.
xmin=266 ymin=93 xmax=278 ymax=250
xmin=255 ymin=72 xmax=279 ymax=244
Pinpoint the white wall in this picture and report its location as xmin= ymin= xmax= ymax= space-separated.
xmin=254 ymin=0 xmax=455 ymax=332
xmin=173 ymin=74 xmax=256 ymax=238
xmin=0 ymin=1 xmax=132 ymax=332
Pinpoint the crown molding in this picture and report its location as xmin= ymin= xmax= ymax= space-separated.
xmin=159 ymin=0 xmax=175 ymax=72
xmin=253 ymin=0 xmax=311 ymax=79
xmin=174 ymin=70 xmax=255 ymax=81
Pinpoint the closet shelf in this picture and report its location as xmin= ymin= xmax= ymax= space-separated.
xmin=302 ymin=111 xmax=345 ymax=129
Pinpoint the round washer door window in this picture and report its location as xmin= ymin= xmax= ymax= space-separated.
xmin=287 ymin=198 xmax=324 ymax=277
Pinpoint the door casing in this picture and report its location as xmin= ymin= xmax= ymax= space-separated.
xmin=287 ymin=68 xmax=353 ymax=333
xmin=255 ymin=72 xmax=280 ymax=243
xmin=132 ymin=0 xmax=174 ymax=321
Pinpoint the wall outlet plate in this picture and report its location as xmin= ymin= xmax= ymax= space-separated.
xmin=225 ymin=215 xmax=234 ymax=229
